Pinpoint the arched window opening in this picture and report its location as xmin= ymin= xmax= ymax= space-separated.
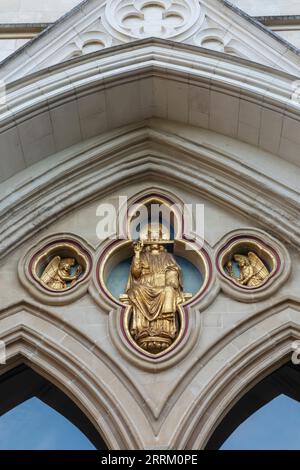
xmin=221 ymin=394 xmax=300 ymax=450
xmin=0 ymin=397 xmax=95 ymax=450
xmin=0 ymin=364 xmax=107 ymax=450
xmin=206 ymin=362 xmax=300 ymax=450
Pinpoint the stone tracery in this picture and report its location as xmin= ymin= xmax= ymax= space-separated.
xmin=105 ymin=0 xmax=201 ymax=40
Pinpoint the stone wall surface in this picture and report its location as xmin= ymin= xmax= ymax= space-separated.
xmin=0 ymin=0 xmax=82 ymax=23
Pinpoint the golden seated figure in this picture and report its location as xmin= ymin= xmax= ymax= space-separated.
xmin=121 ymin=225 xmax=191 ymax=354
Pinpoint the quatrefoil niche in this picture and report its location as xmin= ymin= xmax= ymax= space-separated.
xmin=105 ymin=0 xmax=201 ymax=40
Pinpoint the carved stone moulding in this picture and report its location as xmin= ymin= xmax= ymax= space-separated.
xmin=96 ymin=237 xmax=213 ymax=368
xmin=19 ymin=234 xmax=93 ymax=305
xmin=216 ymin=229 xmax=291 ymax=303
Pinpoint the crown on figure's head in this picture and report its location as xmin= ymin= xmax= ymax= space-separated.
xmin=139 ymin=223 xmax=174 ymax=245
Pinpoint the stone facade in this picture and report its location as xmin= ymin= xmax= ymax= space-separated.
xmin=0 ymin=0 xmax=300 ymax=450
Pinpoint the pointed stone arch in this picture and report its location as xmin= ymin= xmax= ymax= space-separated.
xmin=1 ymin=38 xmax=300 ymax=184
xmin=167 ymin=299 xmax=300 ymax=449
xmin=0 ymin=301 xmax=145 ymax=450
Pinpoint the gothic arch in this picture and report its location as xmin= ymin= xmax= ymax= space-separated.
xmin=0 ymin=1 xmax=298 ymax=453
xmin=205 ymin=361 xmax=300 ymax=449
xmin=0 ymin=363 xmax=106 ymax=449
xmin=167 ymin=299 xmax=300 ymax=449
xmin=0 ymin=301 xmax=145 ymax=450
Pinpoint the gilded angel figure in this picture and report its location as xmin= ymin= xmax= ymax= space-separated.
xmin=40 ymin=256 xmax=82 ymax=290
xmin=226 ymin=251 xmax=270 ymax=287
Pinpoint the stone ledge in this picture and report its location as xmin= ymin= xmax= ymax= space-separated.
xmin=256 ymin=16 xmax=300 ymax=27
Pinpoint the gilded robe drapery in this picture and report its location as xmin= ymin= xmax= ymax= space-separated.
xmin=126 ymin=248 xmax=184 ymax=350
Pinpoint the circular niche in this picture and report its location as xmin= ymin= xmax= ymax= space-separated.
xmin=217 ymin=237 xmax=280 ymax=291
xmin=30 ymin=241 xmax=91 ymax=294
xmin=98 ymin=238 xmax=212 ymax=359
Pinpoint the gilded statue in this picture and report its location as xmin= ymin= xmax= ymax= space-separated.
xmin=226 ymin=251 xmax=269 ymax=287
xmin=40 ymin=256 xmax=82 ymax=290
xmin=125 ymin=225 xmax=187 ymax=354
